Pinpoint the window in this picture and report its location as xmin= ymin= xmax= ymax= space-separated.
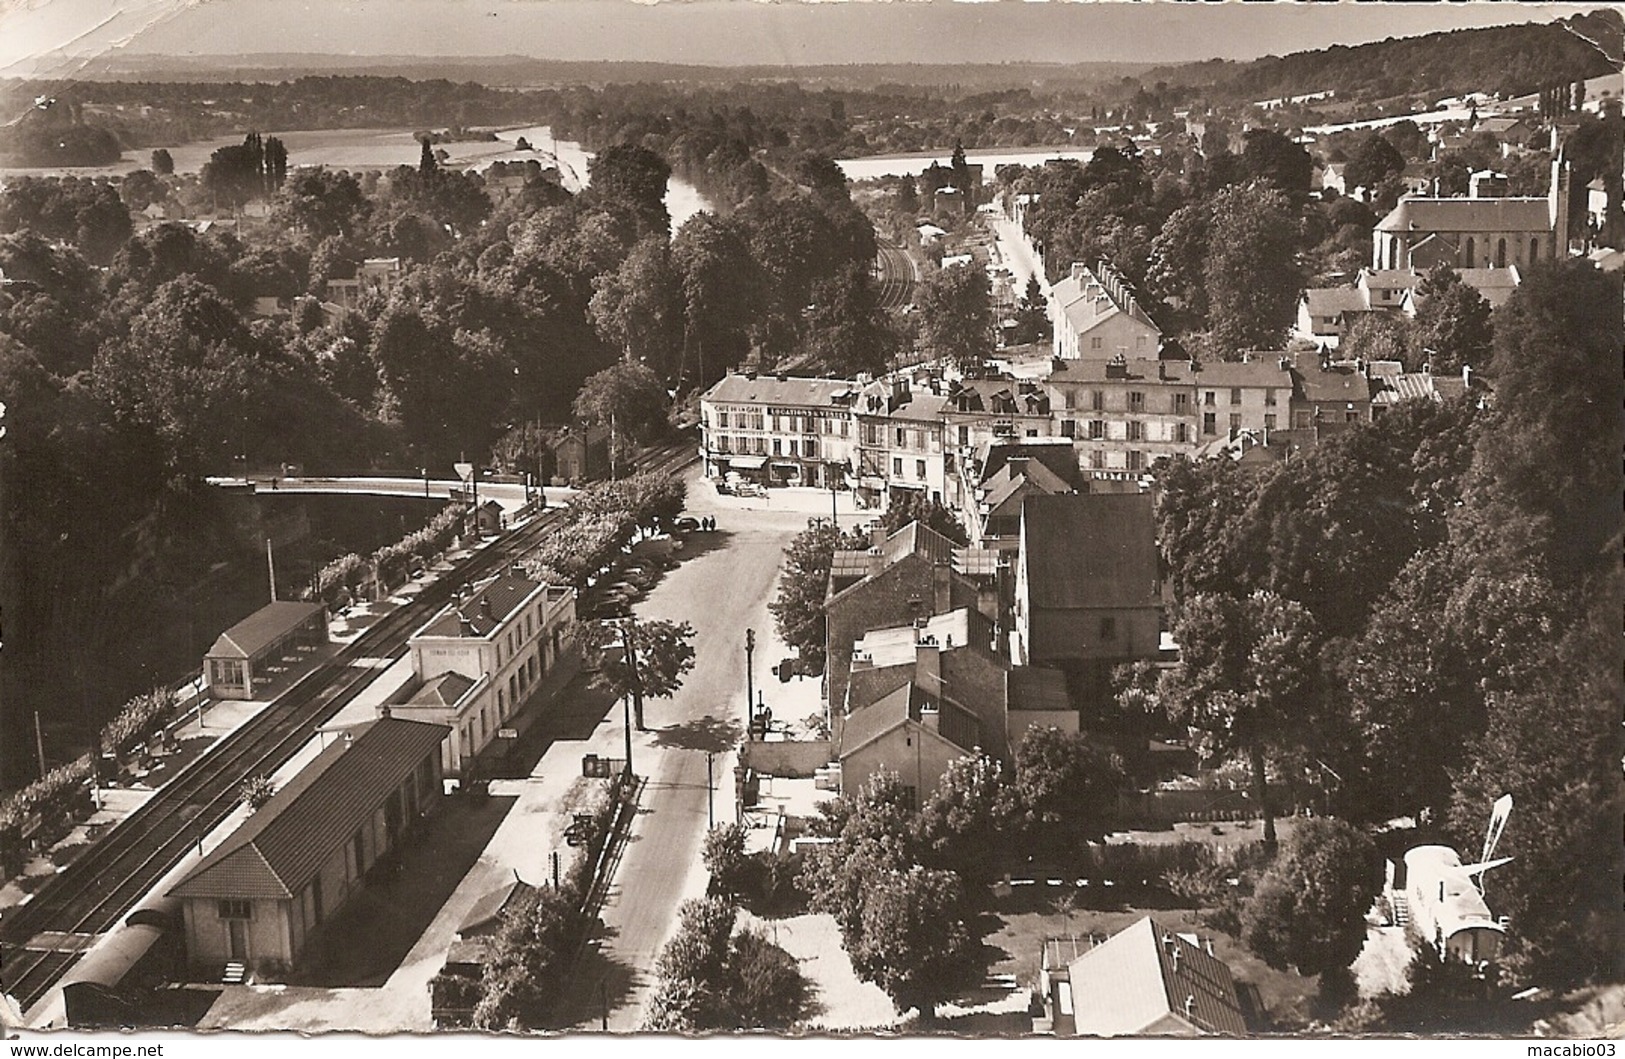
xmin=1174 ymin=392 xmax=1190 ymax=414
xmin=716 ymin=435 xmax=731 ymax=454
xmin=1099 ymin=616 xmax=1116 ymax=641
xmin=1230 ymin=387 xmax=1242 ymax=405
xmin=1127 ymin=450 xmax=1144 ymax=471
xmin=840 ymin=420 xmax=850 ymax=438
xmin=749 ymin=413 xmax=764 ymax=431
xmin=1530 ymin=238 xmax=1540 ymax=263
xmin=915 ymin=459 xmax=927 ymax=479
xmin=1128 ymin=391 xmax=1145 ymax=412
xmin=895 ymin=427 xmax=907 ymax=447
xmin=770 ymin=415 xmax=782 ymax=432
xmin=892 ymin=457 xmax=903 ymax=476
xmin=772 ymin=438 xmax=782 ymax=456
xmin=717 ymin=410 xmax=729 ymax=428
xmin=1465 ymin=236 xmax=1476 ymax=266
xmin=498 ymin=688 xmax=506 ymax=715
xmin=1136 ymin=335 xmax=1147 ymax=349
xmin=1090 ymin=390 xmax=1104 ymax=411
xmin=1061 ymin=420 xmax=1077 ymax=439
xmin=803 ymin=438 xmax=816 ymax=458
xmin=1346 ymin=409 xmax=1360 ymax=423
xmin=1265 ymin=389 xmax=1277 ymax=406
xmin=1064 ymin=389 xmax=1077 ymax=410
xmin=1295 ymin=409 xmax=1313 ymax=429
xmin=754 ymin=436 xmax=766 ymax=454
xmin=1089 ymin=449 xmax=1106 ymax=470
xmin=1088 ymin=420 xmax=1105 ymax=440
xmin=1127 ymin=420 xmax=1144 ymax=442
xmin=1204 ymin=391 xmax=1215 ymax=407
xmin=1495 ymin=237 xmax=1506 ymax=269
xmin=1265 ymin=414 xmax=1277 ymax=431
xmin=219 ymin=899 xmax=252 ymax=921
xmin=1090 ymin=336 xmax=1103 ymax=350
xmin=1229 ymin=413 xmax=1241 ymax=437
xmin=1176 ymin=422 xmax=1190 ymax=443
xmin=958 ymin=425 xmax=970 ymax=445
xmin=1202 ymin=412 xmax=1217 ymax=436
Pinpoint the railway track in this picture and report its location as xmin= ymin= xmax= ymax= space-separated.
xmin=0 ymin=441 xmax=696 ymax=1013
xmin=875 ymin=240 xmax=915 ymax=312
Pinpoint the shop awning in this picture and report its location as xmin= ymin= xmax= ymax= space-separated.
xmin=727 ymin=455 xmax=767 ymax=469
xmin=858 ymin=476 xmax=888 ymax=491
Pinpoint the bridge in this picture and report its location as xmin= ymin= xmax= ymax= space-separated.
xmin=206 ymin=475 xmax=578 ymax=516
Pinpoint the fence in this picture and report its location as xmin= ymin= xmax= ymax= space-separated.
xmin=1115 ymin=784 xmax=1296 ymax=827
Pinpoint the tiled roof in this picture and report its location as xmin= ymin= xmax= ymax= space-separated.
xmin=169 ymin=718 xmax=449 ymax=901
xmin=950 ymin=380 xmax=1051 ymax=417
xmin=207 ymin=601 xmax=325 ymax=661
xmin=701 ymin=373 xmax=858 ymax=409
xmin=1300 ymin=287 xmax=1369 ymax=318
xmin=830 ymin=521 xmax=960 ymax=599
xmin=1190 ymin=359 xmax=1292 ymax=389
xmin=888 ymin=392 xmax=952 ymax=423
xmin=458 ymin=878 xmax=537 ymax=938
xmin=1375 ymin=196 xmax=1552 ymax=235
xmin=1021 ymin=493 xmax=1159 ymax=611
xmin=406 ymin=671 xmax=476 ymax=708
xmin=419 ymin=573 xmax=544 ymax=638
xmin=1361 ymin=269 xmax=1420 ymax=291
xmin=851 ymin=607 xmax=995 ymax=670
xmin=1294 ymin=362 xmax=1375 ymax=404
xmin=977 ymin=439 xmax=1085 ymax=491
xmin=983 ymin=459 xmax=1072 ymax=516
xmin=1051 ymin=263 xmax=1161 ymax=338
xmin=1048 ymin=357 xmax=1196 ymax=385
xmin=839 ymin=682 xmax=979 ymax=760
xmin=1064 ymin=916 xmax=1247 ymax=1036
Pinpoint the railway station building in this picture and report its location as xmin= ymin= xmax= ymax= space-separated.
xmin=167 ymin=717 xmax=449 ymax=979
xmin=387 ymin=571 xmax=578 ymax=779
xmin=203 ymin=600 xmax=329 ymax=701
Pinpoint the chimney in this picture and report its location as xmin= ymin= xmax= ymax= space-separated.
xmin=458 ymin=614 xmax=475 ymax=636
xmin=343 ymin=731 xmax=354 ymax=749
xmin=1172 ymin=947 xmax=1182 ymax=973
xmin=932 ymin=562 xmax=952 ymax=614
xmin=380 ymin=704 xmax=391 ymax=719
xmin=1185 ymin=994 xmax=1196 ymax=1018
xmin=1157 ymin=361 xmax=1167 ymax=381
xmin=870 ymin=524 xmax=887 ymax=550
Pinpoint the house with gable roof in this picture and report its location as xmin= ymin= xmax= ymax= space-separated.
xmin=1035 ymin=916 xmax=1249 ymax=1036
xmin=168 ymin=717 xmax=449 ymax=978
xmin=1048 ymin=262 xmax=1162 ymax=362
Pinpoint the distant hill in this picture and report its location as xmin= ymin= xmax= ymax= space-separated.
xmin=1147 ymin=9 xmax=1623 ymax=106
xmin=11 ymin=52 xmax=1154 ymax=91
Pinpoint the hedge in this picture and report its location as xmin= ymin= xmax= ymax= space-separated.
xmin=313 ymin=503 xmax=467 ymax=606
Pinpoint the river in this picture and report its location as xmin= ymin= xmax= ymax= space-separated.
xmin=0 ymin=123 xmax=715 ymax=228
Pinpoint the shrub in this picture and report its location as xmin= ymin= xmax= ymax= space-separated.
xmin=703 ymin=824 xmax=751 ymax=898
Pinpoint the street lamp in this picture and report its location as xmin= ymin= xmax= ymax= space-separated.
xmin=614 ymin=618 xmax=645 ymax=778
xmin=744 ymin=629 xmax=755 ymax=738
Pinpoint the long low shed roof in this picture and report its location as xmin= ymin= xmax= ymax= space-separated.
xmin=206 ymin=600 xmax=326 ymax=661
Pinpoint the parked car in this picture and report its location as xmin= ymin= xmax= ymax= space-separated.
xmin=673 ymin=516 xmax=701 ymax=534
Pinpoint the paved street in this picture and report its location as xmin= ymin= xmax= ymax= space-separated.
xmin=989 ymin=210 xmax=1050 ymax=299
xmin=555 ymin=470 xmax=836 ymax=1030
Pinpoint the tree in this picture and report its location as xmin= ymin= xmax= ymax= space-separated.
xmin=573 ymin=359 xmax=670 ymax=455
xmin=916 ymin=753 xmax=1007 ymax=890
xmin=588 ymin=236 xmax=686 ymax=379
xmin=1411 ymin=264 xmax=1493 ymax=373
xmin=1446 ymin=600 xmax=1620 ymax=988
xmin=1153 ymin=454 xmax=1259 ymax=602
xmin=1454 ymin=261 xmax=1623 ymax=582
xmin=768 ymin=520 xmax=865 ymax=673
xmin=702 ymin=823 xmax=751 ymax=899
xmin=1160 ymin=591 xmax=1321 ymax=846
xmin=1345 ymin=133 xmax=1407 ymax=196
xmin=915 ymin=262 xmax=992 ymax=372
xmin=1241 ymin=128 xmax=1313 ymax=195
xmin=1339 ymin=311 xmax=1414 ymax=370
xmin=850 ymin=865 xmax=979 ymax=1018
xmin=1008 ymin=274 xmax=1050 ymax=346
xmin=273 ymin=169 xmax=371 ymax=242
xmin=585 ymin=617 xmax=696 ymax=730
xmin=876 ymin=488 xmax=968 ymax=546
xmin=671 ymin=212 xmax=760 ymax=387
xmin=803 ymin=264 xmax=896 ymax=376
xmin=1203 ymin=183 xmax=1304 ymax=354
xmin=728 ymin=928 xmax=812 ymax=1029
xmin=150 ymin=148 xmax=174 ymax=175
xmin=1240 ymin=818 xmax=1380 ymax=977
xmin=589 ymin=143 xmax=672 ymax=239
xmin=474 ymin=885 xmax=588 ymax=1029
xmin=1004 ymin=727 xmax=1122 ymax=860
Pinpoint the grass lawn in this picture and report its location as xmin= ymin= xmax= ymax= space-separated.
xmin=979 ymin=880 xmax=1324 ymax=1033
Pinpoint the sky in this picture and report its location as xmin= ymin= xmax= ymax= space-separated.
xmin=0 ymin=0 xmax=1603 ymax=75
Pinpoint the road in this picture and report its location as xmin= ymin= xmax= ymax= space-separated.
xmin=987 ymin=210 xmax=1050 ymax=300
xmin=556 ymin=472 xmax=816 ymax=1030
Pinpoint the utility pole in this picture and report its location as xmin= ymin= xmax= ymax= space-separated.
xmin=33 ymin=710 xmax=45 ymax=779
xmin=266 ymin=538 xmax=277 ymax=602
xmin=705 ymin=750 xmax=714 ymax=828
xmin=744 ymin=629 xmax=755 ymax=739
